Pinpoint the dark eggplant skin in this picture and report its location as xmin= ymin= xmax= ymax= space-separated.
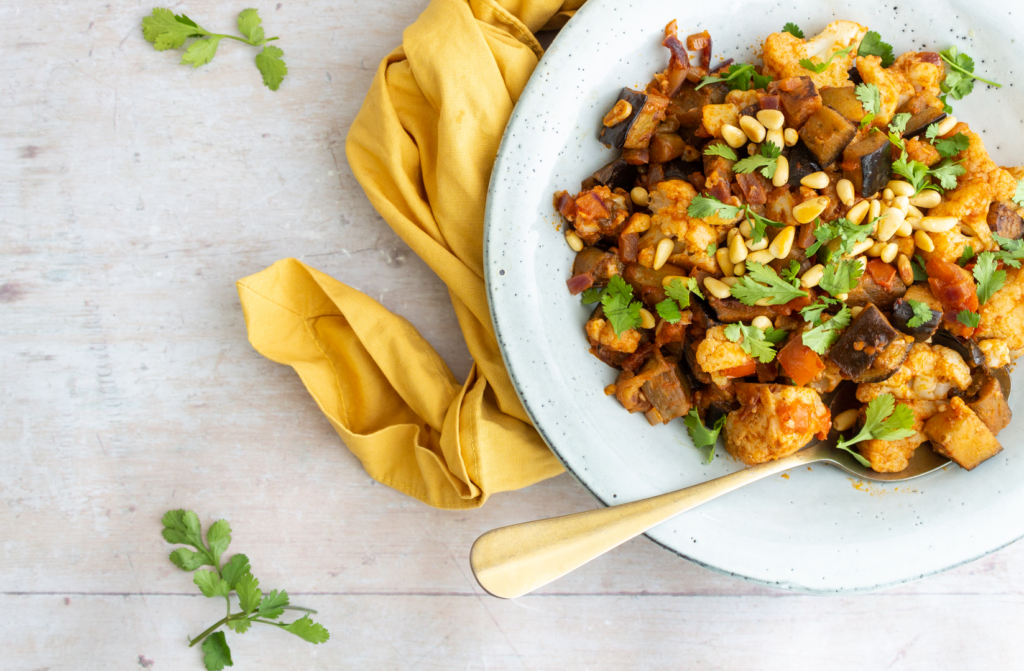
xmin=852 ymin=338 xmax=913 ymax=383
xmin=827 ymin=304 xmax=900 ymax=380
xmin=786 ymin=142 xmax=823 ymax=187
xmin=819 ymin=86 xmax=867 ymax=124
xmin=842 ymin=130 xmax=892 ymax=197
xmin=581 ymin=158 xmax=638 ymax=192
xmin=987 ymin=202 xmax=1024 ymax=240
xmin=798 ymin=105 xmax=858 ymax=167
xmin=599 ymin=88 xmax=649 ymax=148
xmin=932 ymin=330 xmax=986 ymax=367
xmin=890 ymin=298 xmax=941 ymax=342
xmin=903 ymin=107 xmax=947 ymax=138
xmin=663 ymin=158 xmax=702 ymax=183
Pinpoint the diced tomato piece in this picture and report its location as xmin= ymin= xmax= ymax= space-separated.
xmin=721 ymin=361 xmax=757 ymax=378
xmin=777 ymin=335 xmax=825 ymax=386
xmin=926 ymin=257 xmax=979 ymax=337
xmin=866 ymin=259 xmax=897 ymax=290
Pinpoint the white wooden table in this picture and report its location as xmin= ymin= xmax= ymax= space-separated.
xmin=3 ymin=1 xmax=1022 ymax=668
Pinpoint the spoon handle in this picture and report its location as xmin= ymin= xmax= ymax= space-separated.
xmin=470 ymin=446 xmax=823 ymax=598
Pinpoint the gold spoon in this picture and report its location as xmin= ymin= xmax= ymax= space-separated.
xmin=469 ymin=374 xmax=1009 ymax=599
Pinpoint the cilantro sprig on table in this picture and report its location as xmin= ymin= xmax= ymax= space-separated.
xmin=835 ymin=394 xmax=916 ymax=466
xmin=734 ymin=142 xmax=782 ymax=180
xmin=684 ymin=409 xmax=725 ymax=463
xmin=857 ymin=31 xmax=895 ymax=68
xmin=688 ymin=195 xmax=785 ymax=244
xmin=800 ymin=44 xmax=855 ymax=74
xmin=142 ymin=8 xmax=288 ymax=90
xmin=696 ymin=64 xmax=773 ymax=91
xmin=162 ymin=510 xmax=329 ymax=670
xmin=940 ymin=46 xmax=1002 ymax=101
xmin=656 ymin=277 xmax=703 ymax=324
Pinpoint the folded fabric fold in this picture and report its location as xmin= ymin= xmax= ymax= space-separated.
xmin=237 ymin=0 xmax=584 ymax=508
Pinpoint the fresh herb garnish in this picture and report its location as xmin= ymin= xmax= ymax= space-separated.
xmin=957 ymin=309 xmax=981 ymax=328
xmin=696 ymin=63 xmax=773 ymax=91
xmin=993 ymin=233 xmax=1024 ymax=268
xmin=888 ymin=112 xmax=912 ymax=137
xmin=912 ymin=255 xmax=929 ymax=281
xmin=958 ymin=245 xmax=976 ymax=266
xmin=655 ymin=299 xmax=683 ymax=324
xmin=801 ymin=305 xmax=853 ymax=355
xmin=580 ymin=287 xmax=604 ymax=304
xmin=905 ymin=299 xmax=936 ymax=328
xmin=656 ymin=277 xmax=702 ymax=323
xmin=973 ymin=251 xmax=1006 ymax=304
xmin=782 ymin=22 xmax=805 ymax=39
xmin=929 ymin=159 xmax=966 ymax=190
xmin=800 ymin=44 xmax=855 ymax=74
xmin=819 ymin=258 xmax=864 ymax=297
xmin=704 ymin=144 xmax=739 ymax=161
xmin=142 ymin=8 xmax=288 ymax=90
xmin=933 ymin=132 xmax=970 ymax=158
xmin=857 ymin=31 xmax=895 ymax=68
xmin=835 ymin=394 xmax=916 ymax=460
xmin=806 ymin=216 xmax=874 ymax=260
xmin=162 ymin=510 xmax=329 ymax=670
xmin=781 ymin=260 xmax=802 ymax=285
xmin=599 ymin=275 xmax=644 ymax=336
xmin=940 ymin=46 xmax=1002 ymax=101
xmin=725 ymin=322 xmax=782 ymax=363
xmin=684 ymin=409 xmax=726 ymax=463
xmin=734 ymin=141 xmax=782 ymax=179
xmin=730 ymin=262 xmax=809 ymax=306
xmin=856 ymin=83 xmax=882 ymax=128
xmin=687 ymin=195 xmax=784 ymax=244
xmin=800 ymin=296 xmax=840 ymax=326
xmin=1013 ymin=180 xmax=1024 ymax=207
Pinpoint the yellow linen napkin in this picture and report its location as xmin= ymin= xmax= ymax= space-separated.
xmin=236 ymin=0 xmax=584 ymax=509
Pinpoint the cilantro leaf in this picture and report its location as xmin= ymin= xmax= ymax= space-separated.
xmin=933 ymin=132 xmax=970 ymax=158
xmin=181 ymin=36 xmax=223 ymax=68
xmin=800 ymin=44 xmax=855 ymax=74
xmin=958 ymin=245 xmax=976 ymax=266
xmin=820 ymin=259 xmax=864 ymax=297
xmin=688 ymin=194 xmax=743 ymax=220
xmin=600 ymin=275 xmax=643 ymax=336
xmin=925 ymin=123 xmax=940 ymax=143
xmin=856 ymin=83 xmax=882 ymax=118
xmin=1014 ymin=180 xmax=1024 ymax=207
xmin=801 ymin=306 xmax=852 ymax=355
xmin=258 ymin=590 xmax=290 ymax=620
xmin=993 ymin=233 xmax=1024 ymax=268
xmin=929 ymin=159 xmax=966 ymax=190
xmin=905 ymin=300 xmax=936 ymax=328
xmin=235 ymin=572 xmax=262 ymax=616
xmin=806 ymin=217 xmax=873 ymax=259
xmin=202 ymin=632 xmax=233 ymax=671
xmin=858 ymin=31 xmax=895 ymax=67
xmin=704 ymin=144 xmax=738 ymax=161
xmin=221 ymin=553 xmax=251 ymax=590
xmin=888 ymin=112 xmax=912 ymax=137
xmin=752 ymin=72 xmax=774 ymax=89
xmin=800 ymin=297 xmax=839 ymax=326
xmin=255 ymin=46 xmax=289 ymax=91
xmin=227 ymin=617 xmax=252 ymax=635
xmin=206 ymin=519 xmax=231 ymax=566
xmin=836 ymin=442 xmax=873 ymax=468
xmin=237 ymin=8 xmax=265 ymax=44
xmin=733 ymin=142 xmax=781 ymax=179
xmin=142 ymin=8 xmax=205 ymax=50
xmin=973 ymin=251 xmax=1006 ymax=304
xmin=730 ymin=262 xmax=809 ymax=306
xmin=170 ymin=547 xmax=211 ymax=571
xmin=781 ymin=259 xmax=801 ymax=284
xmin=666 ymin=277 xmax=694 ymax=306
xmin=580 ymin=287 xmax=603 ymax=305
xmin=697 ymin=63 xmax=772 ymax=92
xmin=912 ymin=255 xmax=929 ymax=281
xmin=194 ymin=570 xmax=231 ymax=598
xmin=940 ymin=47 xmax=1002 ymax=100
xmin=706 ymin=242 xmax=717 ymax=257
xmin=282 ymin=615 xmax=331 ymax=644
xmin=836 ymin=394 xmax=916 ymax=452
xmin=162 ymin=510 xmax=209 ymax=554
xmin=686 ymin=276 xmax=705 ymax=300
xmin=745 ymin=209 xmax=786 ymax=245
xmin=655 ymin=299 xmax=682 ymax=324
xmin=957 ymin=309 xmax=981 ymax=328
xmin=684 ymin=409 xmax=726 ymax=462
xmin=783 ymin=22 xmax=805 ymax=39
xmin=725 ymin=322 xmax=779 ymax=363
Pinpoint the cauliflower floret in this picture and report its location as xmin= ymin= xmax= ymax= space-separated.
xmin=892 ymin=51 xmax=945 ymax=96
xmin=762 ymin=21 xmax=868 ymax=89
xmin=903 ymin=283 xmax=942 ymax=311
xmin=924 ymin=225 xmax=984 ymax=264
xmin=906 ymin=137 xmax=942 ymax=167
xmin=978 ymin=339 xmax=1012 ymax=369
xmin=696 ymin=325 xmax=754 ymax=388
xmin=649 ymin=179 xmax=697 ymax=238
xmin=855 ymin=55 xmax=915 ymax=128
xmin=858 ymin=400 xmax=942 ymax=473
xmin=701 ymin=103 xmax=740 ymax=139
xmin=857 ymin=343 xmax=972 ymax=402
xmin=586 ymin=318 xmax=640 ymax=353
xmin=977 ymin=268 xmax=1024 ymax=354
xmin=724 ymin=383 xmax=832 ymax=465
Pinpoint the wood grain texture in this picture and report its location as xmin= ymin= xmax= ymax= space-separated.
xmin=1 ymin=0 xmax=1020 ymax=668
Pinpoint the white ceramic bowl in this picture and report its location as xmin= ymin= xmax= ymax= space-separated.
xmin=484 ymin=0 xmax=1024 ymax=592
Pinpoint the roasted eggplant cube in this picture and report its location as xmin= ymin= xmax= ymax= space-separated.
xmin=599 ymin=88 xmax=669 ymax=150
xmin=968 ymin=372 xmax=1012 ymax=435
xmin=852 ymin=337 xmax=913 ymax=384
xmin=903 ymin=107 xmax=947 ymax=138
xmin=799 ymin=106 xmax=858 ymax=168
xmin=842 ymin=130 xmax=893 ymax=197
xmin=774 ymin=77 xmax=822 ymax=130
xmin=891 ymin=298 xmax=941 ymax=342
xmin=581 ymin=157 xmax=638 ymax=192
xmin=846 ymin=266 xmax=907 ymax=311
xmin=819 ymin=86 xmax=867 ymax=124
xmin=932 ymin=330 xmax=986 ymax=368
xmin=785 ymin=142 xmax=822 ymax=187
xmin=987 ymin=202 xmax=1024 ymax=240
xmin=925 ymin=396 xmax=1003 ymax=470
xmin=642 ymin=362 xmax=692 ymax=424
xmin=827 ymin=304 xmax=900 ymax=379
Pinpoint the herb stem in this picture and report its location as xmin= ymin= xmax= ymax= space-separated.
xmin=281 ymin=606 xmax=318 ymax=614
xmin=189 ymin=616 xmax=231 ymax=647
xmin=940 ymin=53 xmax=1002 ymax=88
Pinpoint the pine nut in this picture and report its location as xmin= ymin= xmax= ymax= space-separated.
xmin=909 ymin=190 xmax=941 ymax=209
xmin=908 ymin=216 xmax=923 ymax=231
xmin=896 ymin=219 xmax=913 ymax=237
xmin=801 ymin=264 xmax=824 ymax=289
xmin=752 ymin=315 xmax=774 ymax=330
xmin=869 ymin=199 xmax=882 ymax=222
xmin=847 ymin=200 xmax=870 ymax=225
xmin=836 ymin=293 xmax=850 ymax=301
xmin=603 ymin=100 xmax=633 ymax=127
xmin=739 ymin=219 xmax=753 ymax=238
xmin=914 ymin=230 xmax=935 ymax=252
xmin=919 ymin=216 xmax=958 ymax=233
xmin=880 ymin=242 xmax=899 ymax=264
xmin=729 ymin=233 xmax=748 ymax=264
xmin=765 ymin=128 xmax=785 ymax=151
xmin=867 ymin=241 xmax=886 ymax=257
xmin=894 ymin=195 xmax=910 ymax=216
xmin=653 ymin=237 xmax=675 ymax=270
xmin=722 ymin=124 xmax=747 ymax=148
xmin=746 ymin=235 xmax=768 ymax=251
xmin=876 ymin=208 xmax=905 ymax=242
xmin=887 ymin=180 xmax=916 ymax=198
xmin=801 ymin=171 xmax=830 ymax=190
xmin=639 ymin=308 xmax=656 ymax=329
xmin=898 ymin=254 xmax=914 ymax=285
xmin=720 ymin=276 xmax=740 ymax=286
xmin=716 ymin=247 xmax=735 ymax=277
xmin=833 ymin=408 xmax=859 ymax=432
xmin=906 ymin=204 xmax=925 ymax=219
xmin=565 ymin=229 xmax=584 ymax=252
xmin=936 ymin=115 xmax=958 ymax=136
xmin=756 ymin=109 xmax=785 ymax=131
xmin=769 ymin=225 xmax=796 ymax=259
xmin=850 ymin=238 xmax=875 ymax=256
xmin=747 ymin=249 xmax=776 ymax=265
xmin=882 ymin=188 xmax=895 ymax=202
xmin=728 ymin=227 xmax=740 ymax=241
xmin=837 ymin=179 xmax=855 ymax=207
xmin=630 ymin=186 xmax=649 ymax=207
xmin=851 ymin=306 xmax=864 ymax=319
xmin=661 ymin=275 xmax=687 ymax=287
xmin=704 ymin=276 xmax=733 ymax=299
xmin=784 ymin=128 xmax=799 ymax=146
xmin=772 ymin=155 xmax=790 ymax=187
xmin=733 ymin=262 xmax=746 ymax=276
xmin=739 ymin=115 xmax=767 ymax=143
xmin=793 ymin=197 xmax=829 ymax=224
